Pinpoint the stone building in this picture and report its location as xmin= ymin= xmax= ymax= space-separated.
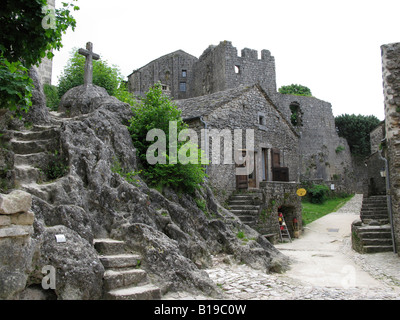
xmin=381 ymin=42 xmax=400 ymax=255
xmin=128 ymin=40 xmax=356 ymax=195
xmin=175 ymin=84 xmax=300 ymax=195
xmin=276 ymin=94 xmax=354 ymax=192
xmin=128 ymin=41 xmax=277 ymax=99
xmin=128 ymin=50 xmax=198 ymax=100
xmin=175 ymin=84 xmax=302 ymax=238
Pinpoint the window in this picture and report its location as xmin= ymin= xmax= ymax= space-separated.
xmin=289 ymin=102 xmax=302 ymax=126
xmin=182 ymin=70 xmax=187 ymax=78
xmin=258 ymin=112 xmax=266 ymax=126
xmin=234 ymin=65 xmax=240 ymax=74
xmin=179 ymin=82 xmax=187 ymax=92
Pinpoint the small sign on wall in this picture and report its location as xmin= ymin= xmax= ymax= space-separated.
xmin=55 ymin=234 xmax=66 ymax=243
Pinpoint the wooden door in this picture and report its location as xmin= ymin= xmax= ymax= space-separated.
xmin=271 ymin=148 xmax=281 ymax=168
xmin=236 ymin=150 xmax=249 ymax=190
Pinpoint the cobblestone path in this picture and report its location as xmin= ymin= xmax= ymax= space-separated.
xmin=164 ymin=195 xmax=400 ymax=300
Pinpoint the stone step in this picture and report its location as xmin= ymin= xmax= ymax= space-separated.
xmin=20 ymin=181 xmax=62 ymax=203
xmin=358 ymin=231 xmax=392 ymax=239
xmin=362 ymin=245 xmax=393 ymax=254
xmin=230 ymin=193 xmax=262 ymax=198
xmin=14 ymin=152 xmax=48 ymax=167
xmin=236 ymin=215 xmax=257 ymax=223
xmin=14 ymin=165 xmax=41 ymax=184
xmin=230 ymin=209 xmax=259 ymax=215
xmin=361 ymin=219 xmax=390 ymax=225
xmin=229 ymin=205 xmax=260 ymax=210
xmin=105 ymin=284 xmax=161 ymax=300
xmin=362 ymin=204 xmax=387 ymax=210
xmin=361 ymin=213 xmax=389 ymax=219
xmin=229 ymin=193 xmax=262 ymax=199
xmin=11 ymin=128 xmax=59 ymax=141
xmin=361 ymin=238 xmax=393 ymax=246
xmin=10 ymin=139 xmax=57 ymax=155
xmin=228 ymin=199 xmax=257 ymax=205
xmin=103 ymin=269 xmax=148 ymax=291
xmin=356 ymin=224 xmax=391 ymax=232
xmin=361 ymin=208 xmax=388 ymax=213
xmin=99 ymin=254 xmax=141 ymax=269
xmin=362 ymin=200 xmax=387 ymax=205
xmin=94 ymin=238 xmax=126 ymax=255
xmin=368 ymin=195 xmax=387 ymax=199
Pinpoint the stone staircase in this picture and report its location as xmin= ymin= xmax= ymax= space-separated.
xmin=360 ymin=195 xmax=389 ymax=225
xmin=352 ymin=195 xmax=394 ymax=254
xmin=9 ymin=124 xmax=62 ymax=192
xmin=94 ymin=238 xmax=161 ymax=300
xmin=7 ymin=121 xmax=76 ymax=205
xmin=226 ymin=190 xmax=262 ymax=228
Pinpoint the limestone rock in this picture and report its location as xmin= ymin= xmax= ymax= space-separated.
xmin=0 ymin=230 xmax=37 ymax=299
xmin=35 ymin=225 xmax=104 ymax=300
xmin=0 ymin=190 xmax=32 ymax=215
xmin=58 ymin=84 xmax=113 ymax=117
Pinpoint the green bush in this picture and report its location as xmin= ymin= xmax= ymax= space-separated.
xmin=43 ymin=84 xmax=60 ymax=111
xmin=128 ymin=83 xmax=207 ymax=194
xmin=278 ymin=84 xmax=312 ymax=97
xmin=334 ymin=114 xmax=381 ymax=157
xmin=307 ymin=184 xmax=330 ymax=204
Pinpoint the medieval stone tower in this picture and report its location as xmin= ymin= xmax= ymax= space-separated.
xmin=128 ymin=41 xmax=277 ymax=100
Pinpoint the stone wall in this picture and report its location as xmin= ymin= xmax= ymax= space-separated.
xmin=381 ymin=42 xmax=400 ymax=254
xmin=259 ymin=181 xmax=302 ymax=240
xmin=128 ymin=50 xmax=198 ymax=100
xmin=365 ymin=122 xmax=386 ymax=196
xmin=192 ymin=41 xmax=277 ymax=98
xmin=370 ymin=122 xmax=385 ymax=154
xmin=276 ymin=94 xmax=356 ymax=191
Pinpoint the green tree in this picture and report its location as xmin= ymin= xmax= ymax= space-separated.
xmin=0 ymin=0 xmax=79 ymax=114
xmin=57 ymin=50 xmax=135 ymax=105
xmin=335 ymin=114 xmax=381 ymax=157
xmin=43 ymin=84 xmax=60 ymax=110
xmin=128 ymin=83 xmax=207 ymax=194
xmin=279 ymin=84 xmax=312 ymax=97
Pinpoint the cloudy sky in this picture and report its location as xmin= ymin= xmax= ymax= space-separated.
xmin=52 ymin=0 xmax=400 ymax=120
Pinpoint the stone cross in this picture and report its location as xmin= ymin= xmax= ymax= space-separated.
xmin=78 ymin=42 xmax=100 ymax=87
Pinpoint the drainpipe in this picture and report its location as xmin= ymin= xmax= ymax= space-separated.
xmin=200 ymin=116 xmax=209 ymax=175
xmin=378 ymin=138 xmax=397 ymax=254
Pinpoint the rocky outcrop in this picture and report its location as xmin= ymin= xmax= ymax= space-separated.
xmin=58 ymin=84 xmax=110 ymax=117
xmin=1 ymin=80 xmax=289 ymax=299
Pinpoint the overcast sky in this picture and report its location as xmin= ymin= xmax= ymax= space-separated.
xmin=52 ymin=0 xmax=400 ymax=120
